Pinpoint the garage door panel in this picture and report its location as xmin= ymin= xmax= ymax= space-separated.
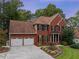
xmin=11 ymin=38 xmax=34 ymax=46
xmin=24 ymin=38 xmax=34 ymax=45
xmin=11 ymin=38 xmax=23 ymax=46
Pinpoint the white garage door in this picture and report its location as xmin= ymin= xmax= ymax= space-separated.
xmin=11 ymin=38 xmax=23 ymax=46
xmin=24 ymin=38 xmax=34 ymax=45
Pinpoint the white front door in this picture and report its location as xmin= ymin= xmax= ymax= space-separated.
xmin=11 ymin=38 xmax=23 ymax=46
xmin=24 ymin=38 xmax=34 ymax=45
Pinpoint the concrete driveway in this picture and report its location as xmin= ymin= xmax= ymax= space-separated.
xmin=0 ymin=45 xmax=55 ymax=59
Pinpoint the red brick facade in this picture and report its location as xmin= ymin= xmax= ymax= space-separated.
xmin=34 ymin=14 xmax=65 ymax=46
xmin=9 ymin=14 xmax=65 ymax=46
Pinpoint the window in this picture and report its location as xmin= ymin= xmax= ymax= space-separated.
xmin=42 ymin=25 xmax=48 ymax=31
xmin=37 ymin=24 xmax=39 ymax=30
xmin=44 ymin=35 xmax=49 ymax=42
xmin=37 ymin=24 xmax=48 ymax=31
xmin=41 ymin=25 xmax=44 ymax=30
xmin=51 ymin=34 xmax=59 ymax=42
xmin=51 ymin=35 xmax=53 ymax=42
xmin=54 ymin=25 xmax=60 ymax=32
xmin=51 ymin=25 xmax=60 ymax=32
xmin=54 ymin=34 xmax=58 ymax=40
xmin=37 ymin=24 xmax=42 ymax=30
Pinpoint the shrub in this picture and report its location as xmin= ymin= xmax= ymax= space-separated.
xmin=70 ymin=43 xmax=79 ymax=49
xmin=0 ymin=29 xmax=6 ymax=47
xmin=61 ymin=41 xmax=68 ymax=46
xmin=62 ymin=27 xmax=74 ymax=45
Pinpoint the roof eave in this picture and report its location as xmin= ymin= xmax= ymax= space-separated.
xmin=9 ymin=33 xmax=36 ymax=34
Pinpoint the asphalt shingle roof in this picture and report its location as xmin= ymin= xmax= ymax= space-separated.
xmin=9 ymin=20 xmax=35 ymax=34
xmin=9 ymin=13 xmax=61 ymax=34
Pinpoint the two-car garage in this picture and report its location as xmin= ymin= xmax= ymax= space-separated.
xmin=9 ymin=20 xmax=36 ymax=47
xmin=10 ymin=38 xmax=34 ymax=46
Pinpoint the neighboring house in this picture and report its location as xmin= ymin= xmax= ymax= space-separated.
xmin=74 ymin=27 xmax=79 ymax=43
xmin=9 ymin=14 xmax=65 ymax=46
xmin=66 ymin=20 xmax=72 ymax=27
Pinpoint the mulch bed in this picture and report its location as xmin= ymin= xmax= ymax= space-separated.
xmin=0 ymin=47 xmax=10 ymax=53
xmin=40 ymin=46 xmax=62 ymax=58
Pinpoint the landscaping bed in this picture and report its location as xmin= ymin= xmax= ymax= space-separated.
xmin=40 ymin=45 xmax=62 ymax=58
xmin=0 ymin=46 xmax=10 ymax=53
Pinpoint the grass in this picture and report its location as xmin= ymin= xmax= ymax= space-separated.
xmin=56 ymin=46 xmax=79 ymax=59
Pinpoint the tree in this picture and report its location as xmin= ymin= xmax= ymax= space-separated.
xmin=0 ymin=0 xmax=24 ymax=42
xmin=0 ymin=0 xmax=6 ymax=29
xmin=0 ymin=0 xmax=33 ymax=29
xmin=35 ymin=3 xmax=65 ymax=18
xmin=68 ymin=17 xmax=78 ymax=27
xmin=35 ymin=9 xmax=44 ymax=17
xmin=17 ymin=10 xmax=32 ymax=20
xmin=68 ymin=11 xmax=79 ymax=27
xmin=0 ymin=0 xmax=23 ymax=30
xmin=44 ymin=4 xmax=56 ymax=16
xmin=62 ymin=26 xmax=74 ymax=45
xmin=4 ymin=0 xmax=23 ymax=20
xmin=0 ymin=28 xmax=6 ymax=47
xmin=76 ymin=11 xmax=79 ymax=16
xmin=55 ymin=8 xmax=65 ymax=18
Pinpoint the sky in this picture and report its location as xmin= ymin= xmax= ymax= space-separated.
xmin=21 ymin=0 xmax=79 ymax=18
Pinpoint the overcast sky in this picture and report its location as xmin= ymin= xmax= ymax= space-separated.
xmin=21 ymin=0 xmax=79 ymax=18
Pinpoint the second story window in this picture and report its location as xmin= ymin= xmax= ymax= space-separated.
xmin=42 ymin=25 xmax=48 ymax=31
xmin=37 ymin=24 xmax=42 ymax=30
xmin=54 ymin=25 xmax=60 ymax=32
xmin=55 ymin=25 xmax=60 ymax=32
xmin=37 ymin=24 xmax=48 ymax=31
xmin=51 ymin=25 xmax=60 ymax=32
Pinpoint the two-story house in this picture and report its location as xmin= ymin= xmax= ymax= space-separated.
xmin=9 ymin=14 xmax=65 ymax=46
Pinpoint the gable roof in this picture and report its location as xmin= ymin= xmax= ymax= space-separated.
xmin=9 ymin=20 xmax=35 ymax=34
xmin=9 ymin=13 xmax=65 ymax=34
xmin=33 ymin=13 xmax=59 ymax=25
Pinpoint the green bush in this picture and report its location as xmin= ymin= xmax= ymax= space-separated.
xmin=62 ymin=27 xmax=74 ymax=45
xmin=0 ymin=29 xmax=6 ymax=47
xmin=70 ymin=43 xmax=79 ymax=49
xmin=61 ymin=41 xmax=68 ymax=46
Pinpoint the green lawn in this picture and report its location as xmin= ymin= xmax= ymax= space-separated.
xmin=56 ymin=46 xmax=79 ymax=59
